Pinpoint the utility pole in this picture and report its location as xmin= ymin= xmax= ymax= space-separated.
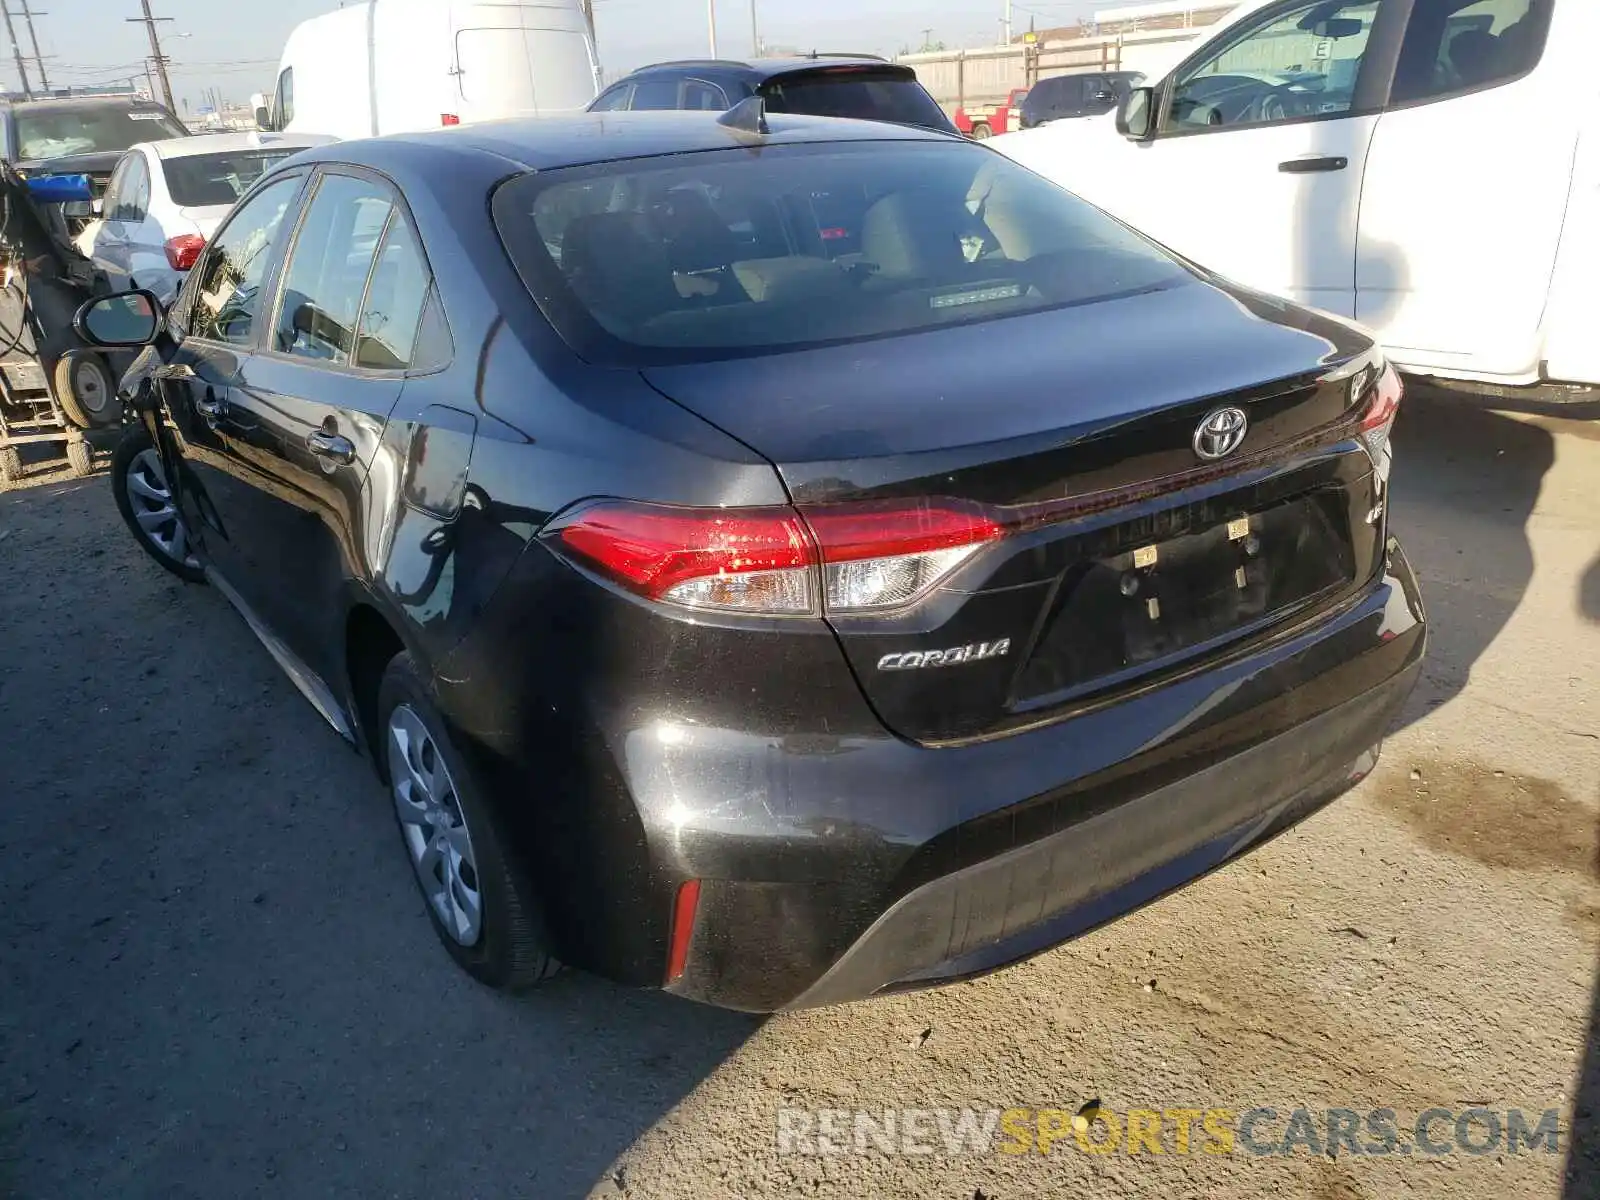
xmin=749 ymin=0 xmax=759 ymax=56
xmin=707 ymin=0 xmax=717 ymax=57
xmin=128 ymin=0 xmax=175 ymax=112
xmin=16 ymin=0 xmax=45 ymax=90
xmin=1003 ymin=0 xmax=1012 ymax=45
xmin=0 ymin=3 xmax=30 ymax=98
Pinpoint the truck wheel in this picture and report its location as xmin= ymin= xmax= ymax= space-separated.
xmin=65 ymin=437 xmax=94 ymax=478
xmin=971 ymin=122 xmax=993 ymax=140
xmin=53 ymin=350 xmax=119 ymax=430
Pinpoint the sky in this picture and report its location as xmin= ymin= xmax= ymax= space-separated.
xmin=13 ymin=0 xmax=1108 ymax=111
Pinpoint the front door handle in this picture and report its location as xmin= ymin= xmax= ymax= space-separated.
xmin=307 ymin=429 xmax=356 ymax=465
xmin=1279 ymin=155 xmax=1349 ymax=174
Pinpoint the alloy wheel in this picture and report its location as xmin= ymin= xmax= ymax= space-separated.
xmin=124 ymin=448 xmax=198 ymax=568
xmin=387 ymin=703 xmax=483 ymax=946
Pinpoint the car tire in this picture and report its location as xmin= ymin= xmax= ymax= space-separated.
xmin=53 ymin=350 xmax=119 ymax=429
xmin=971 ymin=121 xmax=992 ymax=139
xmin=111 ymin=426 xmax=205 ymax=583
xmin=377 ymin=651 xmax=562 ymax=991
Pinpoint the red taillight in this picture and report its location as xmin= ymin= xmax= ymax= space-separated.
xmin=544 ymin=498 xmax=1002 ymax=616
xmin=819 ymin=226 xmax=849 ymax=241
xmin=164 ymin=234 xmax=205 ymax=271
xmin=665 ymin=879 xmax=701 ymax=984
xmin=441 ymin=113 xmax=461 ymax=126
xmin=1358 ymin=359 xmax=1403 ymax=457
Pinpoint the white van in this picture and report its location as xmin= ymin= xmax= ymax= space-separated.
xmin=995 ymin=0 xmax=1597 ymax=402
xmin=255 ymin=0 xmax=600 ymax=142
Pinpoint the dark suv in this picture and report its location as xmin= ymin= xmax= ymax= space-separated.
xmin=590 ymin=55 xmax=957 ymax=134
xmin=1 ymin=94 xmax=187 ymax=226
xmin=1019 ymin=71 xmax=1144 ymax=129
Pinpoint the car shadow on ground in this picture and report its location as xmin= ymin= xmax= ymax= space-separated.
xmin=0 ymin=476 xmax=758 ymax=1200
xmin=1384 ymin=386 xmax=1555 ymax=732
xmin=1565 ymin=561 xmax=1600 ymax=1199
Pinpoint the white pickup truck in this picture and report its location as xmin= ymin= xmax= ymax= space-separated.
xmin=995 ymin=0 xmax=1596 ymax=405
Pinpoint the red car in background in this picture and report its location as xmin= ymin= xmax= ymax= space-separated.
xmin=953 ymin=87 xmax=1030 ymax=139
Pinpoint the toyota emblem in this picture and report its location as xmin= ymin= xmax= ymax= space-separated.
xmin=1193 ymin=406 xmax=1249 ymax=461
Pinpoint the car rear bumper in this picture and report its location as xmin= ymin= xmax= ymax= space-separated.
xmin=655 ymin=538 xmax=1425 ymax=1011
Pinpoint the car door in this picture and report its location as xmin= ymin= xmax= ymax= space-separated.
xmin=219 ymin=167 xmax=425 ymax=687
xmin=158 ymin=171 xmax=309 ymax=611
xmin=1356 ymin=0 xmax=1563 ymax=375
xmin=115 ymin=152 xmax=169 ymax=296
xmin=1090 ymin=0 xmax=1397 ymax=318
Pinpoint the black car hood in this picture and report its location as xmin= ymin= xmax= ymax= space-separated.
xmin=640 ymin=275 xmax=1371 ymax=470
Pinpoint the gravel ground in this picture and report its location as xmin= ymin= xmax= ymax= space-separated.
xmin=1 ymin=394 xmax=1597 ymax=1200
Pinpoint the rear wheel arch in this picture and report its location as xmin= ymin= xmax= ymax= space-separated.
xmin=346 ymin=602 xmax=406 ymax=773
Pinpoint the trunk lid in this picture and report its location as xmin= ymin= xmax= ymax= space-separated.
xmin=642 ymin=279 xmax=1388 ymax=744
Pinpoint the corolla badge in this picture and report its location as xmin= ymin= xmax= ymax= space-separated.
xmin=878 ymin=639 xmax=1011 ymax=672
xmin=1192 ymin=406 xmax=1249 ymax=461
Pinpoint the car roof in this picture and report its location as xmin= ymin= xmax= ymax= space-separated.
xmin=2 ymin=96 xmax=174 ymax=114
xmin=619 ymin=54 xmax=897 ymax=81
xmin=142 ymin=131 xmax=335 ymax=160
xmin=287 ymin=110 xmax=956 ymax=175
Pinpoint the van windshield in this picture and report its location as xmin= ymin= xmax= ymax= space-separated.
xmin=493 ymin=139 xmax=1189 ymax=367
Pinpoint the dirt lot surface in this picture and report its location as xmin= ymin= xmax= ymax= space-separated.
xmin=2 ymin=395 xmax=1597 ymax=1200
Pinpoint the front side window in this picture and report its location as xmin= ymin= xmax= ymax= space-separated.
xmin=494 ymin=140 xmax=1189 ymax=367
xmin=1167 ymin=1 xmax=1382 ymax=132
xmin=188 ymin=175 xmax=302 ymax=345
xmin=591 ymin=84 xmax=631 ymax=112
xmin=273 ymin=173 xmax=395 ymax=365
xmin=1390 ymin=0 xmax=1551 ymax=104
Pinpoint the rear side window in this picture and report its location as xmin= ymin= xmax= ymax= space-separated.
xmin=1390 ymin=0 xmax=1551 ymax=104
xmin=760 ymin=70 xmax=953 ymax=131
xmin=163 ymin=150 xmax=299 ymax=208
xmin=493 ymin=140 xmax=1188 ymax=367
xmin=630 ymin=77 xmax=680 ymax=110
xmin=114 ymin=153 xmax=150 ymax=221
xmin=273 ymin=173 xmax=395 ymax=365
xmin=355 ymin=214 xmax=432 ymax=370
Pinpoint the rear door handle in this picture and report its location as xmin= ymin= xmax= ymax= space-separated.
xmin=1279 ymin=155 xmax=1349 ymax=174
xmin=306 ymin=429 xmax=356 ymax=465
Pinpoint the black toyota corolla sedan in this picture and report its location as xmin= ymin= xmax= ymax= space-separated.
xmin=80 ymin=109 xmax=1425 ymax=1011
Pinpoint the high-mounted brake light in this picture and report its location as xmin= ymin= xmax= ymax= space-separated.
xmin=544 ymin=499 xmax=1002 ymax=616
xmin=1358 ymin=359 xmax=1403 ymax=457
xmin=164 ymin=233 xmax=206 ymax=271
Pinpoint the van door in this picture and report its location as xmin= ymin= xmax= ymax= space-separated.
xmin=453 ymin=2 xmax=597 ymax=121
xmin=1356 ymin=0 xmax=1564 ymax=379
xmin=1079 ymin=0 xmax=1398 ymax=318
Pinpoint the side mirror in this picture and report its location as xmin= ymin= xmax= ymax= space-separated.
xmin=1116 ymin=86 xmax=1156 ymax=141
xmin=62 ymin=200 xmax=94 ymax=219
xmin=92 ymin=197 xmax=104 ymax=216
xmin=74 ymin=290 xmax=163 ymax=348
xmin=250 ymin=91 xmax=273 ymax=131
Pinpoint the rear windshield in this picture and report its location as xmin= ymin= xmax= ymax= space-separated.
xmin=493 ymin=139 xmax=1188 ymax=367
xmin=14 ymin=105 xmax=185 ymax=161
xmin=162 ymin=150 xmax=300 ymax=207
xmin=760 ymin=70 xmax=953 ymax=132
